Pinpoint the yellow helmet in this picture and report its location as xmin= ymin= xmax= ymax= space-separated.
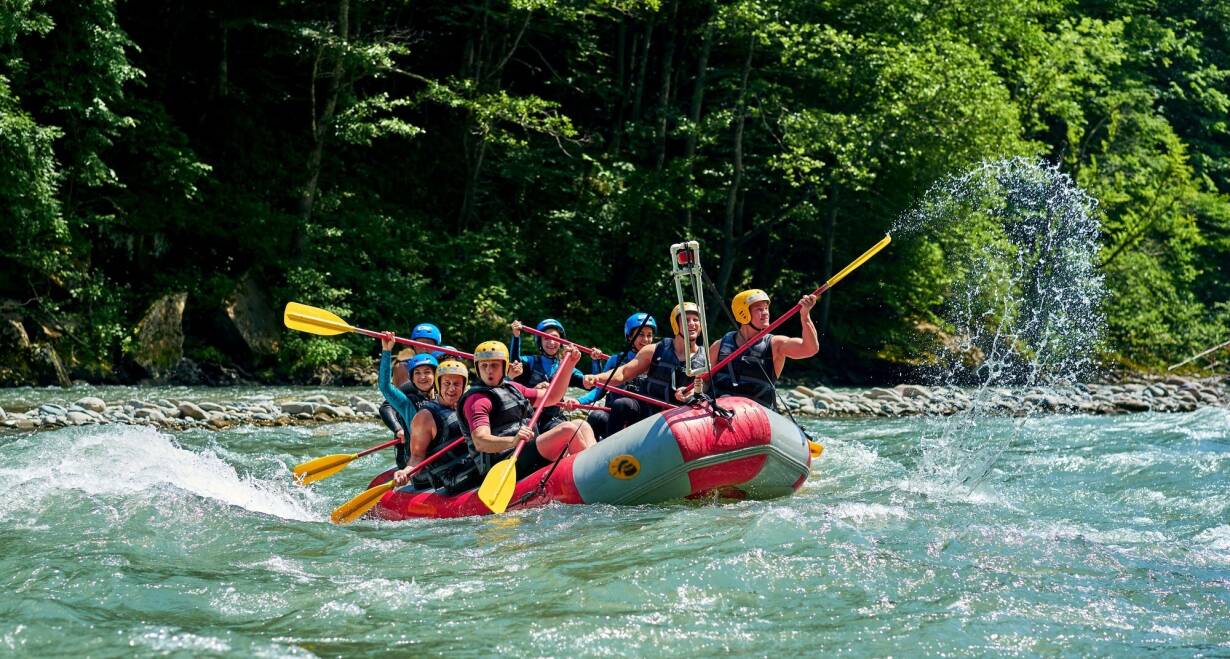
xmin=436 ymin=359 xmax=470 ymax=391
xmin=472 ymin=340 xmax=510 ymax=369
xmin=731 ymin=289 xmax=770 ymax=324
xmin=670 ymin=302 xmax=700 ymax=336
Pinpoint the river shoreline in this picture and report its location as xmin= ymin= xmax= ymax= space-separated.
xmin=1 ymin=376 xmax=1225 ymax=433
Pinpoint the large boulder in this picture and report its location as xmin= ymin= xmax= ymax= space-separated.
xmin=0 ymin=314 xmax=71 ymax=387
xmin=225 ymin=270 xmax=280 ymax=356
xmin=133 ymin=292 xmax=188 ymax=378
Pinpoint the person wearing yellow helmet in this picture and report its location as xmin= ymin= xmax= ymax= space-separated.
xmin=706 ymin=288 xmax=819 ymax=408
xmin=458 ymin=339 xmax=597 ymax=479
xmin=582 ymin=303 xmax=707 ymax=433
xmin=389 ymin=357 xmax=477 ymax=492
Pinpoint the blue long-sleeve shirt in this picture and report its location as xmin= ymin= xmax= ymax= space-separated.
xmin=379 ymin=350 xmax=418 ymax=429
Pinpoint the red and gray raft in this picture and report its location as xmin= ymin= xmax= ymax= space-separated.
xmin=364 ymin=396 xmax=813 ymax=520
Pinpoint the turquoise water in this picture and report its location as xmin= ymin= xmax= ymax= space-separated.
xmin=1 ymin=390 xmax=1228 ymax=656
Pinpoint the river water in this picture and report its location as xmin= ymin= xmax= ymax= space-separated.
xmin=1 ymin=386 xmax=1228 ymax=656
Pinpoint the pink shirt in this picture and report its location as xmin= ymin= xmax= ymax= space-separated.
xmin=462 ymin=381 xmax=539 ymax=433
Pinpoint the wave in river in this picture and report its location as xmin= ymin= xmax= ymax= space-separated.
xmin=0 ymin=425 xmax=322 ymax=523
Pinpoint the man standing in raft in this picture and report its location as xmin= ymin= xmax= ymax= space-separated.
xmin=707 ymin=289 xmax=819 ymax=409
xmin=583 ymin=303 xmax=708 ymax=433
xmin=460 ymin=340 xmax=597 ymax=479
xmin=388 ymin=355 xmax=477 ymax=492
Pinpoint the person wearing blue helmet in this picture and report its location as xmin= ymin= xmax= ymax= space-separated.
xmin=378 ymin=351 xmax=438 ymax=468
xmin=409 ymin=323 xmax=442 ymax=354
xmin=577 ymin=312 xmax=657 ymax=439
xmin=508 ymin=318 xmax=596 ymax=433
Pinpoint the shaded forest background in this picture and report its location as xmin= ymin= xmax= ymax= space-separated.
xmin=1 ymin=0 xmax=1227 ymax=386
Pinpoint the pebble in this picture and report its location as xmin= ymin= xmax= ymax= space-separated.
xmin=75 ymin=397 xmax=106 ymax=413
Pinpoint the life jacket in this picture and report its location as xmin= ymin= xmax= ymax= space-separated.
xmin=604 ymin=349 xmax=648 ymax=404
xmin=409 ymin=400 xmax=478 ymax=491
xmin=517 ymin=354 xmax=567 ymax=429
xmin=391 ymin=383 xmax=433 ymax=469
xmin=457 ymin=382 xmax=534 ymax=474
xmin=643 ymin=339 xmax=707 ymax=403
xmin=711 ymin=330 xmax=778 ymax=408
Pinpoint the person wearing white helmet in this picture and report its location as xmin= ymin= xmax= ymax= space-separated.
xmin=707 ymin=288 xmax=818 ymax=408
xmin=583 ymin=304 xmax=706 ymax=433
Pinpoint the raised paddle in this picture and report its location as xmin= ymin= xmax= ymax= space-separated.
xmin=516 ymin=324 xmax=603 ymax=358
xmin=476 ymin=349 xmax=575 ymax=514
xmin=292 ymin=437 xmax=402 ymax=485
xmin=701 ymin=234 xmax=890 ymax=380
xmin=330 ymin=436 xmax=467 ymax=524
xmin=283 ymin=302 xmax=475 ymax=361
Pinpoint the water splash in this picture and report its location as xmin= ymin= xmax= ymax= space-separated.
xmin=896 ymin=158 xmax=1106 ymax=490
xmin=0 ymin=425 xmax=323 ymax=522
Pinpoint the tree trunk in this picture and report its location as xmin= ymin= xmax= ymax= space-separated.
xmin=297 ymin=0 xmax=349 ymax=234
xmin=610 ymin=16 xmax=627 ymax=154
xmin=630 ymin=16 xmax=654 ymax=124
xmin=682 ymin=19 xmax=713 ymax=235
xmin=818 ymin=182 xmax=838 ymax=343
xmin=653 ymin=0 xmax=678 ymax=171
xmin=716 ymin=36 xmax=755 ymax=299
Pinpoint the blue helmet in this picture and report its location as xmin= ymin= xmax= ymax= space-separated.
xmin=535 ymin=318 xmax=566 ymax=351
xmin=405 ymin=353 xmax=439 ymax=372
xmin=623 ymin=312 xmax=657 ymax=339
xmin=410 ymin=323 xmax=442 ymax=345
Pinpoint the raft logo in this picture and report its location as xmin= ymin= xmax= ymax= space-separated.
xmin=608 ymin=454 xmax=641 ymax=480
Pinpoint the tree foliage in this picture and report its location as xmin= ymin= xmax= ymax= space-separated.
xmin=1 ymin=0 xmax=1226 ymax=382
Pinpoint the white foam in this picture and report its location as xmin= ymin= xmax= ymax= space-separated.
xmin=0 ymin=426 xmax=321 ymax=522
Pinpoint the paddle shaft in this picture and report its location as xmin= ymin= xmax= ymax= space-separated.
xmin=284 ymin=311 xmax=475 ymax=360
xmin=400 ymin=436 xmax=467 ymax=477
xmin=357 ymin=437 xmax=401 ymax=458
xmin=702 ymin=234 xmax=890 ymax=380
xmin=516 ymin=324 xmax=600 ymax=357
xmin=595 ymin=383 xmax=676 ymax=410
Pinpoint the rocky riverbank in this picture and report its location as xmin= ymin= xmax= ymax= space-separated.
xmin=0 ymin=377 xmax=1225 ymax=432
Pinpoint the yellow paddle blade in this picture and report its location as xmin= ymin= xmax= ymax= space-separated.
xmin=283 ymin=301 xmax=353 ymax=336
xmin=331 ymin=480 xmax=396 ymax=524
xmin=825 ymin=234 xmax=891 ymax=289
xmin=291 ymin=452 xmax=358 ymax=486
xmin=477 ymin=457 xmax=518 ymax=514
xmin=809 ymin=440 xmax=824 ymax=459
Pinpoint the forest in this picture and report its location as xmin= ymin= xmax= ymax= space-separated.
xmin=1 ymin=0 xmax=1227 ymax=385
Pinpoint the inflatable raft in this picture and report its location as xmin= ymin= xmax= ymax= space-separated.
xmin=364 ymin=396 xmax=812 ymax=520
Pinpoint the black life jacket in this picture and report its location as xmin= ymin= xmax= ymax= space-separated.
xmin=390 ymin=383 xmax=432 ymax=469
xmin=409 ymin=400 xmax=477 ymax=491
xmin=711 ymin=330 xmax=778 ymax=407
xmin=605 ymin=350 xmax=647 ymax=404
xmin=457 ymin=382 xmax=534 ymax=474
xmin=643 ymin=339 xmax=707 ymax=403
xmin=516 ymin=354 xmax=567 ymax=429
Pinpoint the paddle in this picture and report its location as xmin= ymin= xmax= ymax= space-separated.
xmin=283 ymin=302 xmax=475 ymax=361
xmin=292 ymin=437 xmax=402 ymax=485
xmin=560 ymin=403 xmax=611 ymax=413
xmin=330 ymin=436 xmax=467 ymax=524
xmin=516 ymin=324 xmax=602 ymax=358
xmin=476 ymin=350 xmax=575 ymax=514
xmin=701 ymin=234 xmax=891 ymax=381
